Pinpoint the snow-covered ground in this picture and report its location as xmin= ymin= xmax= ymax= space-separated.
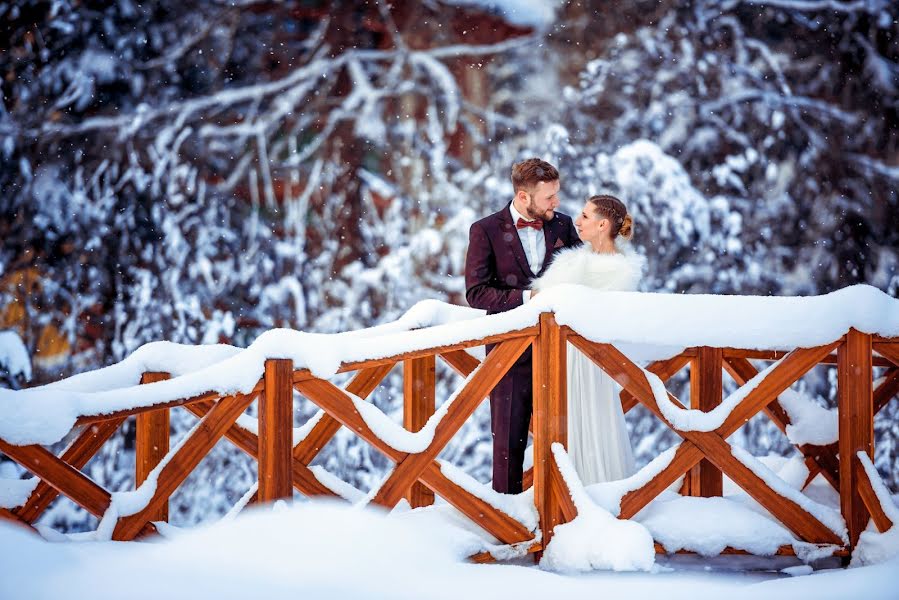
xmin=1 ymin=500 xmax=897 ymax=600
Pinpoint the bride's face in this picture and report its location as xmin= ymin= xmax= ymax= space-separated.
xmin=574 ymin=202 xmax=610 ymax=243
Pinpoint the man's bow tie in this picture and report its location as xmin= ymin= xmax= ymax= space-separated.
xmin=516 ymin=218 xmax=543 ymax=231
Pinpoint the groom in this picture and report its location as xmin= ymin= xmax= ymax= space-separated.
xmin=465 ymin=158 xmax=580 ymax=494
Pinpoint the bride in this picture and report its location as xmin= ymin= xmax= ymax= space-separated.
xmin=531 ymin=194 xmax=645 ymax=485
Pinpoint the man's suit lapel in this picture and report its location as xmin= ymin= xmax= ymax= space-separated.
xmin=537 ymin=216 xmax=563 ymax=277
xmin=497 ymin=207 xmax=535 ymax=278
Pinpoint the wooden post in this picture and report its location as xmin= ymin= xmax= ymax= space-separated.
xmin=838 ymin=329 xmax=873 ymax=547
xmin=404 ymin=355 xmax=436 ymax=508
xmin=687 ymin=347 xmax=723 ymax=497
xmin=532 ymin=313 xmax=567 ymax=554
xmin=136 ymin=372 xmax=171 ymax=522
xmin=259 ymin=359 xmax=294 ymax=503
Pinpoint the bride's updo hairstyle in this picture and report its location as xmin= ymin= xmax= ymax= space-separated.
xmin=588 ymin=194 xmax=633 ymax=241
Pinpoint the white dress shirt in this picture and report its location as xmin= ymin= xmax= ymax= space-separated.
xmin=509 ymin=203 xmax=546 ymax=302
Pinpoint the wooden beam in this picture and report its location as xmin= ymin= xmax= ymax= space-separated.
xmin=619 ymin=443 xmax=704 ymax=519
xmin=838 ymin=329 xmax=874 ymax=547
xmin=292 ymin=363 xmax=394 ymax=465
xmin=0 ymin=507 xmax=36 ymax=532
xmin=522 ymin=466 xmax=533 ymax=490
xmin=295 ymin=377 xmax=533 ymax=545
xmin=688 ymin=347 xmax=723 ymax=498
xmin=369 ymin=336 xmax=532 ymax=508
xmin=853 ymin=457 xmax=893 ymax=533
xmin=723 ymin=357 xmax=792 ymax=433
xmin=312 ymin=326 xmax=539 ymax=377
xmin=469 ymin=542 xmax=542 ymax=564
xmin=0 ymin=440 xmax=111 ymax=519
xmin=73 ymin=384 xmax=263 ymax=427
xmin=186 ymin=400 xmax=335 ymax=498
xmin=719 ymin=344 xmax=839 ymax=437
xmin=421 ymin=462 xmax=534 ymax=544
xmin=259 ymin=360 xmax=294 ymax=503
xmin=724 ymin=347 xmax=891 ymax=368
xmin=620 ymin=352 xmax=691 ymax=414
xmin=801 ymin=368 xmax=899 ymax=489
xmin=653 ymin=542 xmax=848 ymax=557
xmin=874 ymin=368 xmax=899 ymax=414
xmin=113 ymin=392 xmax=256 ymax=540
xmin=872 ymin=342 xmax=899 ymax=368
xmin=404 ymin=355 xmax=436 ymax=508
xmin=136 ymin=372 xmax=171 ymax=522
xmin=550 ymin=457 xmax=578 ymax=523
xmin=570 ymin=338 xmax=844 ymax=545
xmin=532 ymin=313 xmax=568 ymax=550
xmin=14 ymin=417 xmax=125 ymax=524
xmin=438 ymin=349 xmax=481 ymax=377
xmin=723 ymin=352 xmax=842 ymax=489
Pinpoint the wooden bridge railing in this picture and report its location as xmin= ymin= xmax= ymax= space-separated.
xmin=1 ymin=312 xmax=897 ymax=563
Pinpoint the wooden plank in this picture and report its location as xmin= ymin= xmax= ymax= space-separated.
xmin=0 ymin=508 xmax=36 ymax=532
xmin=113 ymin=392 xmax=256 ymax=541
xmin=722 ymin=349 xmax=791 ymax=361
xmin=724 ymin=355 xmax=841 ymax=489
xmin=369 ymin=336 xmax=532 ymax=508
xmin=723 ymin=357 xmax=792 ymax=433
xmin=317 ymin=326 xmax=539 ymax=376
xmin=522 ymin=467 xmax=533 ymax=490
xmin=136 ymin=372 xmax=171 ymax=522
xmin=620 ymin=352 xmax=691 ymax=414
xmin=719 ymin=344 xmax=839 ymax=435
xmin=688 ymin=347 xmax=723 ymax=498
xmin=469 ymin=542 xmax=542 ymax=564
xmin=853 ymin=457 xmax=893 ymax=533
xmin=872 ymin=343 xmax=899 ymax=368
xmin=874 ymin=368 xmax=899 ymax=414
xmin=724 ymin=348 xmax=891 ymax=368
xmin=293 ymin=363 xmax=393 ymax=465
xmin=549 ymin=457 xmax=578 ymax=523
xmin=570 ymin=338 xmax=844 ymax=545
xmin=14 ymin=417 xmax=125 ymax=524
xmin=259 ymin=360 xmax=294 ymax=503
xmin=421 ymin=462 xmax=534 ymax=544
xmin=73 ymin=385 xmax=260 ymax=427
xmin=404 ymin=356 xmax=436 ymax=508
xmin=619 ymin=442 xmax=704 ymax=519
xmin=838 ymin=329 xmax=874 ymax=547
xmin=295 ymin=377 xmax=534 ymax=545
xmin=803 ymin=369 xmax=898 ymax=490
xmin=0 ymin=439 xmax=111 ymax=519
xmin=628 ymin=349 xmax=838 ymax=514
xmin=532 ymin=313 xmax=568 ymax=550
xmin=439 ymin=349 xmax=481 ymax=377
xmin=653 ymin=542 xmax=848 ymax=557
xmin=185 ymin=400 xmax=335 ymax=498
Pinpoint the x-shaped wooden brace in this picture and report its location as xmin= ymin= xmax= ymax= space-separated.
xmin=790 ymin=343 xmax=899 ymax=489
xmin=727 ymin=345 xmax=899 ymax=491
xmin=724 ymin=356 xmax=841 ymax=489
xmin=185 ymin=364 xmax=401 ymax=501
xmin=9 ymin=417 xmax=126 ymax=525
xmin=294 ymin=336 xmax=536 ymax=546
xmin=111 ymin=391 xmax=258 ymax=540
xmin=568 ymin=335 xmax=845 ymax=546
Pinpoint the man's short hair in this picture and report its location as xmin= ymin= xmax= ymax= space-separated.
xmin=511 ymin=158 xmax=560 ymax=193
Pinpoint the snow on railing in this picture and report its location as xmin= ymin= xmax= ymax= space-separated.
xmin=0 ymin=284 xmax=897 ymax=568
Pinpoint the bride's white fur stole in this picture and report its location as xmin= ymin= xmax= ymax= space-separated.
xmin=531 ymin=244 xmax=646 ymax=293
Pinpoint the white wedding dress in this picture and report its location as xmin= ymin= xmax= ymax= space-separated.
xmin=531 ymin=243 xmax=646 ymax=485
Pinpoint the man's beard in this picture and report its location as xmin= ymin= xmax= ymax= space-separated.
xmin=526 ymin=200 xmax=554 ymax=221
